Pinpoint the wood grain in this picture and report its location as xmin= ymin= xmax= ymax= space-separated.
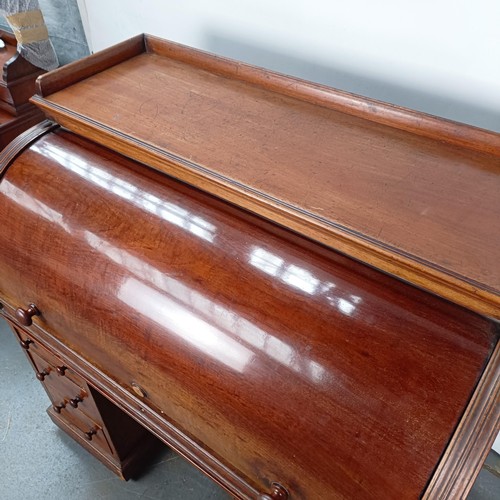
xmin=0 ymin=129 xmax=497 ymax=498
xmin=0 ymin=119 xmax=56 ymax=173
xmin=31 ymin=37 xmax=500 ymax=318
xmin=34 ymin=34 xmax=145 ymax=97
xmin=144 ymin=34 xmax=500 ymax=156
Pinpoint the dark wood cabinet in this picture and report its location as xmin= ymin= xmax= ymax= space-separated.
xmin=0 ymin=30 xmax=45 ymax=149
xmin=0 ymin=34 xmax=498 ymax=499
xmin=5 ymin=317 xmax=161 ymax=479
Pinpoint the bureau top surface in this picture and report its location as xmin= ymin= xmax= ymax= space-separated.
xmin=32 ymin=35 xmax=500 ymax=317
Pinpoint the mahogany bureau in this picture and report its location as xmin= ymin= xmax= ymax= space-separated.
xmin=0 ymin=34 xmax=499 ymax=499
xmin=0 ymin=30 xmax=45 ymax=150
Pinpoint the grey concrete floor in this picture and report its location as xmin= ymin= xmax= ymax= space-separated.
xmin=0 ymin=317 xmax=498 ymax=499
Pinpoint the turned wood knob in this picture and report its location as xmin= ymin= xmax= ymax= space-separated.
xmin=84 ymin=429 xmax=97 ymax=441
xmin=15 ymin=303 xmax=40 ymax=326
xmin=130 ymin=382 xmax=147 ymax=398
xmin=19 ymin=338 xmax=33 ymax=350
xmin=53 ymin=402 xmax=65 ymax=413
xmin=56 ymin=366 xmax=67 ymax=376
xmin=36 ymin=369 xmax=50 ymax=381
xmin=259 ymin=483 xmax=289 ymax=500
xmin=69 ymin=396 xmax=83 ymax=408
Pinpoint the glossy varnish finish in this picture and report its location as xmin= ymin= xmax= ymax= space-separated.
xmin=31 ymin=35 xmax=500 ymax=318
xmin=0 ymin=129 xmax=497 ymax=498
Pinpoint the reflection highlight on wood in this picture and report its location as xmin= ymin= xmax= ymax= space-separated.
xmin=0 ymin=33 xmax=498 ymax=499
xmin=32 ymin=34 xmax=500 ymax=318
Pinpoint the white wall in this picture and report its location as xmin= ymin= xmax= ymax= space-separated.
xmin=78 ymin=0 xmax=500 ymax=131
xmin=77 ymin=0 xmax=500 ymax=455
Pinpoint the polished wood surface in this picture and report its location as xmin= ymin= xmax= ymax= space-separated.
xmin=31 ymin=35 xmax=500 ymax=319
xmin=424 ymin=341 xmax=500 ymax=499
xmin=0 ymin=119 xmax=56 ymax=171
xmin=0 ymin=128 xmax=497 ymax=498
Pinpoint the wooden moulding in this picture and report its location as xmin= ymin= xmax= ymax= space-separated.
xmin=0 ymin=119 xmax=57 ymax=175
xmin=0 ymin=107 xmax=45 ymax=149
xmin=31 ymin=34 xmax=500 ymax=319
xmin=424 ymin=338 xmax=500 ymax=499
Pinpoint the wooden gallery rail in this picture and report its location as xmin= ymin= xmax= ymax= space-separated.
xmin=0 ymin=34 xmax=499 ymax=499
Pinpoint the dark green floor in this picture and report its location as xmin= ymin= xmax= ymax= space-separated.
xmin=0 ymin=318 xmax=498 ymax=499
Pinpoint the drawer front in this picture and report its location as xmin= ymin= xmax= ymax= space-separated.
xmin=5 ymin=319 xmax=104 ymax=425
xmin=57 ymin=404 xmax=113 ymax=457
xmin=22 ymin=335 xmax=87 ymax=388
xmin=4 ymin=319 xmax=115 ymax=458
xmin=29 ymin=349 xmax=95 ymax=415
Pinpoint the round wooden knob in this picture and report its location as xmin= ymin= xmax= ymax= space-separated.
xmin=36 ymin=369 xmax=50 ymax=381
xmin=131 ymin=382 xmax=147 ymax=398
xmin=19 ymin=338 xmax=33 ymax=350
xmin=53 ymin=402 xmax=65 ymax=414
xmin=84 ymin=429 xmax=97 ymax=441
xmin=56 ymin=366 xmax=67 ymax=376
xmin=15 ymin=303 xmax=40 ymax=326
xmin=69 ymin=396 xmax=83 ymax=408
xmin=259 ymin=484 xmax=289 ymax=500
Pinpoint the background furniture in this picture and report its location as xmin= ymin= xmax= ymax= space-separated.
xmin=0 ymin=29 xmax=45 ymax=150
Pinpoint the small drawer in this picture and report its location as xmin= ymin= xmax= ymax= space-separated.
xmin=5 ymin=319 xmax=103 ymax=425
xmin=29 ymin=349 xmax=85 ymax=393
xmin=40 ymin=379 xmax=101 ymax=426
xmin=56 ymin=405 xmax=113 ymax=457
xmin=12 ymin=324 xmax=86 ymax=388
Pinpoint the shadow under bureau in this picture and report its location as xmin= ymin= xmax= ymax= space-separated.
xmin=0 ymin=34 xmax=499 ymax=499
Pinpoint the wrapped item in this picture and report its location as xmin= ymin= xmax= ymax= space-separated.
xmin=0 ymin=0 xmax=58 ymax=70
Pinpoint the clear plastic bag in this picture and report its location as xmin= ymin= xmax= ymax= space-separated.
xmin=0 ymin=0 xmax=58 ymax=70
